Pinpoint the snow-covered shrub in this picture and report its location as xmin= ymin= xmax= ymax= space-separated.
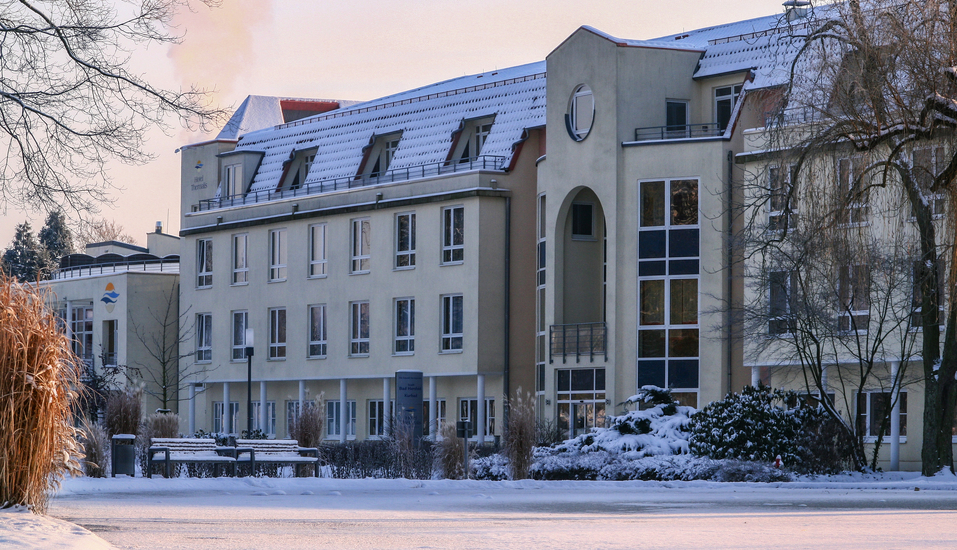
xmin=689 ymin=385 xmax=849 ymax=474
xmin=471 ymin=453 xmax=509 ymax=481
xmin=712 ymin=460 xmax=792 ymax=483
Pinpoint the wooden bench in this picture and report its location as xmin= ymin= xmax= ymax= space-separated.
xmin=235 ymin=439 xmax=321 ymax=477
xmin=147 ymin=438 xmax=238 ymax=478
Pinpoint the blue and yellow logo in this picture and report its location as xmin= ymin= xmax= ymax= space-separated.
xmin=195 ymin=160 xmax=204 ymax=171
xmin=101 ymin=282 xmax=119 ymax=313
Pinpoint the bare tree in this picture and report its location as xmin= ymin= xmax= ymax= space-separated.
xmin=749 ymin=0 xmax=957 ymax=474
xmin=128 ymin=280 xmax=207 ymax=411
xmin=0 ymin=0 xmax=227 ymax=212
xmin=74 ymin=218 xmax=138 ymax=247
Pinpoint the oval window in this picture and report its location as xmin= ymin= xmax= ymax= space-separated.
xmin=567 ymin=84 xmax=594 ymax=141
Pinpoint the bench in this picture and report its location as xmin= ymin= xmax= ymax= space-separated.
xmin=235 ymin=439 xmax=321 ymax=477
xmin=147 ymin=438 xmax=238 ymax=478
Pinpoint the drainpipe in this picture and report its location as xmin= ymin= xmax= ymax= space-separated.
xmin=503 ymin=196 xmax=511 ymax=430
xmin=727 ymin=150 xmax=734 ymax=393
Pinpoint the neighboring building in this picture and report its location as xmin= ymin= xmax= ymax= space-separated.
xmin=42 ymin=224 xmax=181 ymax=414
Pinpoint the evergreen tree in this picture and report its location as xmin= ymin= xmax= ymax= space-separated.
xmin=2 ymin=223 xmax=44 ymax=282
xmin=39 ymin=211 xmax=73 ymax=261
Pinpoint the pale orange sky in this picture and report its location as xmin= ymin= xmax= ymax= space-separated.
xmin=0 ymin=0 xmax=788 ymax=248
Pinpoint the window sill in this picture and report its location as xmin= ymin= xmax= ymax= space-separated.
xmin=196 ymin=360 xmax=212 ymax=364
xmin=439 ymin=349 xmax=464 ymax=355
xmin=440 ymin=261 xmax=464 ymax=267
xmin=307 ymin=274 xmax=328 ymax=280
xmin=267 ymin=357 xmax=287 ymax=362
xmin=393 ymin=351 xmax=415 ymax=357
xmin=571 ymin=235 xmax=596 ymax=241
xmin=349 ymin=354 xmax=370 ymax=359
xmin=393 ymin=266 xmax=416 ymax=272
xmin=230 ymin=282 xmax=249 ymax=287
xmin=863 ymin=436 xmax=906 ymax=444
xmin=268 ymin=279 xmax=287 ymax=284
xmin=350 ymin=271 xmax=370 ymax=276
xmin=307 ymin=355 xmax=327 ymax=360
xmin=196 ymin=285 xmax=212 ymax=290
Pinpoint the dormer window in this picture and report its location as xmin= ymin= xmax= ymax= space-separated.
xmin=359 ymin=132 xmax=402 ymax=179
xmin=450 ymin=117 xmax=495 ymax=164
xmin=224 ymin=164 xmax=244 ymax=199
xmin=715 ymin=84 xmax=742 ymax=131
xmin=281 ymin=148 xmax=318 ymax=191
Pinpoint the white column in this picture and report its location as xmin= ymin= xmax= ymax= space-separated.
xmin=340 ymin=379 xmax=348 ymax=444
xmin=223 ymin=382 xmax=231 ymax=434
xmin=429 ymin=376 xmax=438 ymax=440
xmin=260 ymin=381 xmax=268 ymax=437
xmin=751 ymin=365 xmax=761 ymax=387
xmin=298 ymin=380 xmax=306 ymax=413
xmin=821 ymin=364 xmax=828 ymax=394
xmin=188 ymin=384 xmax=196 ymax=436
xmin=383 ymin=377 xmax=391 ymax=435
xmin=477 ymin=374 xmax=486 ymax=444
xmin=890 ymin=361 xmax=901 ymax=471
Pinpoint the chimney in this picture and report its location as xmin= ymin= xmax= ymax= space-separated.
xmin=155 ymin=221 xmax=163 ymax=234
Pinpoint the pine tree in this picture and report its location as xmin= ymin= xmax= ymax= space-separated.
xmin=2 ymin=223 xmax=44 ymax=282
xmin=39 ymin=211 xmax=73 ymax=260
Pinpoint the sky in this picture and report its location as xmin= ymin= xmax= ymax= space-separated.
xmin=0 ymin=0 xmax=789 ymax=248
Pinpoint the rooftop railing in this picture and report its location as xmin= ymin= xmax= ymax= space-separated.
xmin=51 ymin=257 xmax=180 ymax=280
xmin=549 ymin=322 xmax=607 ymax=363
xmin=196 ymin=155 xmax=508 ymax=212
xmin=633 ymin=122 xmax=724 ymax=142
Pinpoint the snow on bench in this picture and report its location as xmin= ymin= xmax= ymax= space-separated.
xmin=235 ymin=439 xmax=320 ymax=477
xmin=147 ymin=438 xmax=238 ymax=479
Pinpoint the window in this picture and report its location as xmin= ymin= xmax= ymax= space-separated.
xmin=455 ymin=118 xmax=495 ymax=162
xmin=196 ymin=313 xmax=212 ymax=362
xmin=197 ymin=239 xmax=213 ymax=288
xmin=231 ymin=310 xmax=248 ymax=361
xmin=536 ymin=194 xmax=547 ymax=396
xmin=857 ymin=392 xmax=907 ymax=439
xmin=459 ymin=398 xmax=495 ymax=437
xmin=394 ymin=298 xmax=415 ymax=354
xmin=361 ymin=133 xmax=402 ymax=178
xmin=308 ymin=304 xmax=327 ymax=358
xmin=309 ymin=223 xmax=327 ymax=277
xmin=571 ymin=202 xmax=594 ymax=239
xmin=768 ymin=166 xmax=798 ymax=232
xmin=269 ymin=229 xmax=287 ymax=281
xmin=350 ymin=301 xmax=370 ymax=356
xmin=101 ymin=320 xmax=117 ymax=367
xmin=666 ymin=100 xmax=689 ymax=138
xmin=395 ymin=213 xmax=416 ymax=268
xmin=351 ymin=218 xmax=371 ymax=273
xmin=70 ymin=304 xmax=94 ymax=365
xmin=715 ymin=84 xmax=742 ymax=131
xmin=252 ymin=401 xmax=276 ymax=436
xmin=214 ymin=401 xmax=239 ymax=434
xmin=442 ymin=206 xmax=464 ymax=264
xmin=286 ymin=401 xmax=300 ymax=436
xmin=912 ymin=147 xmax=947 ymax=218
xmin=912 ymin=259 xmax=945 ymax=328
xmin=769 ymin=271 xmax=797 ymax=336
xmin=369 ymin=400 xmax=395 ymax=438
xmin=224 ymin=164 xmax=243 ymax=199
xmin=567 ymin=84 xmax=594 ymax=141
xmin=268 ymin=307 xmax=286 ymax=359
xmin=422 ymin=399 xmax=447 ymax=437
xmin=838 ymin=264 xmax=869 ymax=333
xmin=232 ymin=234 xmax=248 ymax=284
xmin=837 ymin=157 xmax=869 ymax=225
xmin=327 ymin=400 xmax=357 ymax=438
xmin=556 ymin=368 xmax=606 ymax=438
xmin=441 ymin=294 xmax=464 ymax=352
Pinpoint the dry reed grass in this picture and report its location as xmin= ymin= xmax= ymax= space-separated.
xmin=105 ymin=387 xmax=142 ymax=437
xmin=504 ymin=388 xmax=536 ymax=480
xmin=290 ymin=395 xmax=325 ymax=448
xmin=78 ymin=416 xmax=109 ymax=478
xmin=434 ymin=423 xmax=466 ymax=479
xmin=0 ymin=275 xmax=83 ymax=512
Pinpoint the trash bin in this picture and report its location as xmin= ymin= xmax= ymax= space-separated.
xmin=111 ymin=434 xmax=136 ymax=477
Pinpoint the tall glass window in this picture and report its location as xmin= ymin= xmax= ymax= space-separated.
xmin=350 ymin=301 xmax=370 ymax=356
xmin=269 ymin=229 xmax=287 ymax=281
xmin=231 ymin=310 xmax=247 ymax=361
xmin=196 ymin=313 xmax=212 ymax=362
xmin=197 ymin=239 xmax=213 ymax=288
xmin=442 ymin=206 xmax=464 ymax=264
xmin=441 ymin=294 xmax=464 ymax=352
xmin=308 ymin=304 xmax=327 ymax=358
xmin=395 ymin=212 xmax=416 ymax=268
xmin=309 ymin=223 xmax=327 ymax=277
xmin=269 ymin=307 xmax=286 ymax=359
xmin=394 ymin=298 xmax=415 ymax=354
xmin=232 ymin=234 xmax=247 ymax=284
xmin=351 ymin=218 xmax=371 ymax=273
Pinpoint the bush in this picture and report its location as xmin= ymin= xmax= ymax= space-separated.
xmin=434 ymin=423 xmax=467 ymax=479
xmin=104 ymin=388 xmax=142 ymax=437
xmin=688 ymin=385 xmax=851 ymax=474
xmin=0 ymin=277 xmax=82 ymax=512
xmin=137 ymin=411 xmax=181 ymax=474
xmin=290 ymin=396 xmax=325 ymax=448
xmin=323 ymin=439 xmax=434 ymax=479
xmin=78 ymin=417 xmax=109 ymax=478
xmin=503 ymin=389 xmax=536 ymax=479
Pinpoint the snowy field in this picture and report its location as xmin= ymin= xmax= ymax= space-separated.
xmin=1 ymin=471 xmax=954 ymax=549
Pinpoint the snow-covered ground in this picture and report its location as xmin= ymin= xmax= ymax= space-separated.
xmin=4 ymin=470 xmax=954 ymax=549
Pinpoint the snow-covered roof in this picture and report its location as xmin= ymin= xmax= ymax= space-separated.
xmin=215 ymin=96 xmax=361 ymax=140
xmin=232 ymin=62 xmax=546 ymax=195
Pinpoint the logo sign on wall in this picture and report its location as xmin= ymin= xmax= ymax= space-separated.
xmin=101 ymin=282 xmax=119 ymax=313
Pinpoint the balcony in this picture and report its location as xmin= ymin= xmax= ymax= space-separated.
xmin=549 ymin=323 xmax=607 ymax=363
xmin=195 ymin=155 xmax=508 ymax=212
xmin=52 ymin=256 xmax=180 ymax=280
xmin=633 ymin=123 xmax=725 ymax=142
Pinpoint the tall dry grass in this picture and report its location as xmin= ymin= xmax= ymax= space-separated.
xmin=434 ymin=423 xmax=466 ymax=479
xmin=78 ymin=416 xmax=109 ymax=478
xmin=503 ymin=388 xmax=536 ymax=480
xmin=0 ymin=276 xmax=83 ymax=512
xmin=105 ymin=388 xmax=142 ymax=437
xmin=290 ymin=395 xmax=325 ymax=448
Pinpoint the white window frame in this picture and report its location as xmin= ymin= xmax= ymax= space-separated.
xmin=394 ymin=212 xmax=416 ymax=269
xmin=268 ymin=307 xmax=286 ymax=360
xmin=269 ymin=229 xmax=287 ymax=281
xmin=394 ymin=297 xmax=415 ymax=355
xmin=838 ymin=263 xmax=869 ymax=334
xmin=423 ymin=398 xmax=447 ymax=437
xmin=196 ymin=313 xmax=212 ymax=363
xmin=714 ymin=84 xmax=742 ymax=130
xmin=232 ymin=233 xmax=248 ymax=285
xmin=458 ymin=397 xmax=495 ymax=439
xmin=768 ymin=165 xmax=798 ymax=232
xmin=368 ymin=399 xmax=395 ymax=438
xmin=351 ymin=218 xmax=371 ymax=274
xmin=350 ymin=301 xmax=370 ymax=356
xmin=252 ymin=400 xmax=276 ymax=436
xmin=197 ymin=238 xmax=213 ymax=288
xmin=837 ymin=157 xmax=870 ymax=226
xmin=231 ymin=310 xmax=248 ymax=362
xmin=214 ymin=401 xmax=239 ymax=434
xmin=326 ymin=400 xmax=357 ymax=439
xmin=286 ymin=401 xmax=301 ymax=436
xmin=224 ymin=163 xmax=243 ymax=199
xmin=441 ymin=206 xmax=464 ymax=265
xmin=857 ymin=391 xmax=907 ymax=443
xmin=911 ymin=147 xmax=947 ymax=219
xmin=441 ymin=294 xmax=464 ymax=352
xmin=768 ymin=270 xmax=796 ymax=337
xmin=568 ymin=84 xmax=594 ymax=141
xmin=308 ymin=304 xmax=327 ymax=358
xmin=309 ymin=223 xmax=327 ymax=278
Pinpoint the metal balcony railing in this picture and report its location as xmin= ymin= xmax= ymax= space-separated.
xmin=633 ymin=122 xmax=724 ymax=142
xmin=196 ymin=155 xmax=508 ymax=212
xmin=51 ymin=257 xmax=180 ymax=280
xmin=549 ymin=322 xmax=607 ymax=363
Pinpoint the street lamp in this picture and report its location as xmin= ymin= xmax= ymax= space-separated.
xmin=245 ymin=328 xmax=254 ymax=435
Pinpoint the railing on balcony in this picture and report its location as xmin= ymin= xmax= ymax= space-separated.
xmin=196 ymin=155 xmax=508 ymax=212
xmin=549 ymin=322 xmax=607 ymax=363
xmin=633 ymin=123 xmax=724 ymax=142
xmin=51 ymin=257 xmax=180 ymax=280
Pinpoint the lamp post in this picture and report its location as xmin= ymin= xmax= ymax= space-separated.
xmin=245 ymin=328 xmax=254 ymax=436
